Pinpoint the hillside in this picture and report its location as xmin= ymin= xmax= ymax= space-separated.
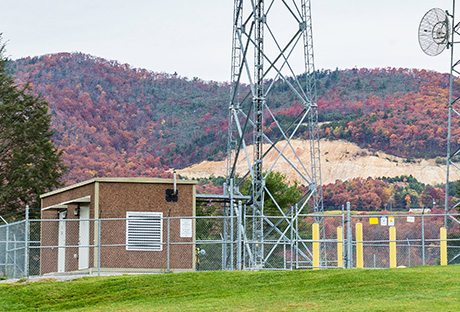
xmin=178 ymin=139 xmax=455 ymax=185
xmin=1 ymin=267 xmax=459 ymax=311
xmin=7 ymin=53 xmax=456 ymax=184
xmin=9 ymin=53 xmax=230 ymax=183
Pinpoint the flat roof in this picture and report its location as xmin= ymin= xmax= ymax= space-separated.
xmin=40 ymin=177 xmax=197 ymax=198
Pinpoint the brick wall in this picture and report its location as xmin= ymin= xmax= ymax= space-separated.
xmin=40 ymin=180 xmax=195 ymax=274
xmin=98 ymin=182 xmax=194 ymax=270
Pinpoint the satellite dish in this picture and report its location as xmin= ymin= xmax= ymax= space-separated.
xmin=418 ymin=8 xmax=450 ymax=56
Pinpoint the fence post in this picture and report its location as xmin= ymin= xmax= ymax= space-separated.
xmin=355 ymin=223 xmax=363 ymax=269
xmin=389 ymin=226 xmax=397 ymax=268
xmin=440 ymin=227 xmax=448 ymax=266
xmin=341 ymin=204 xmax=345 ymax=268
xmin=229 ymin=179 xmax=234 ymax=271
xmin=166 ymin=217 xmax=171 ymax=273
xmin=222 ymin=184 xmax=228 ymax=270
xmin=24 ymin=205 xmax=29 ymax=278
xmin=337 ymin=226 xmax=343 ymax=268
xmin=290 ymin=208 xmax=294 ymax=270
xmin=97 ymin=218 xmax=101 ymax=276
xmin=312 ymin=223 xmax=320 ymax=269
xmin=237 ymin=200 xmax=242 ymax=270
xmin=5 ymin=223 xmax=9 ymax=277
xmin=295 ymin=204 xmax=299 ymax=269
xmin=421 ymin=213 xmax=426 ymax=265
xmin=283 ymin=239 xmax=287 ymax=270
xmin=13 ymin=234 xmax=17 ymax=278
xmin=243 ymin=204 xmax=247 ymax=269
xmin=346 ymin=202 xmax=352 ymax=269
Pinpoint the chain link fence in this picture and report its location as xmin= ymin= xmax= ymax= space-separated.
xmin=349 ymin=213 xmax=460 ymax=268
xmin=0 ymin=220 xmax=30 ymax=279
xmin=1 ymin=211 xmax=460 ymax=279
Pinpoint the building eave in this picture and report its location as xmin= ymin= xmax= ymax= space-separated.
xmin=40 ymin=177 xmax=198 ymax=199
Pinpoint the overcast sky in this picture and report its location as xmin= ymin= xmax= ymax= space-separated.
xmin=0 ymin=0 xmax=454 ymax=81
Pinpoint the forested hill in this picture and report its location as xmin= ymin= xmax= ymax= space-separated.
xmin=7 ymin=53 xmax=454 ymax=184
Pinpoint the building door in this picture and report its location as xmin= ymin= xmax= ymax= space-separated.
xmin=78 ymin=206 xmax=90 ymax=270
xmin=58 ymin=211 xmax=66 ymax=273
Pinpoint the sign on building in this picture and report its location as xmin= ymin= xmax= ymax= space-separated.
xmin=180 ymin=219 xmax=193 ymax=238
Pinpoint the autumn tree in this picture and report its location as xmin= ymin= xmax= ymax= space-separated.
xmin=0 ymin=38 xmax=65 ymax=219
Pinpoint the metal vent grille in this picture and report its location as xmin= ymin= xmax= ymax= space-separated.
xmin=126 ymin=212 xmax=163 ymax=251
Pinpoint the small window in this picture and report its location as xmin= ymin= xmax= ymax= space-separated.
xmin=126 ymin=212 xmax=163 ymax=251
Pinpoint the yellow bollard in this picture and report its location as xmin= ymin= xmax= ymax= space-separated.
xmin=356 ymin=223 xmax=364 ymax=268
xmin=440 ymin=227 xmax=447 ymax=266
xmin=312 ymin=223 xmax=320 ymax=270
xmin=337 ymin=226 xmax=343 ymax=268
xmin=389 ymin=226 xmax=397 ymax=268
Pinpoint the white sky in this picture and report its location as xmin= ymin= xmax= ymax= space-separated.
xmin=0 ymin=0 xmax=454 ymax=81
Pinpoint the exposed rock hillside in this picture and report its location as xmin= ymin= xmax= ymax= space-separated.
xmin=178 ymin=139 xmax=455 ymax=185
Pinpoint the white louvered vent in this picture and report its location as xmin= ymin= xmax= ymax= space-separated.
xmin=126 ymin=212 xmax=163 ymax=251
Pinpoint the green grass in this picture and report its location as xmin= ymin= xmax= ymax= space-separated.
xmin=1 ymin=266 xmax=460 ymax=311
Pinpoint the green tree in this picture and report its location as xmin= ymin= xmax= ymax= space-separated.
xmin=242 ymin=171 xmax=302 ymax=216
xmin=0 ymin=38 xmax=65 ymax=219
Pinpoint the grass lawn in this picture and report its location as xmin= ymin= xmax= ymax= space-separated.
xmin=0 ymin=266 xmax=459 ymax=311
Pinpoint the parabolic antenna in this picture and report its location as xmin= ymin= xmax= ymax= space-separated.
xmin=418 ymin=8 xmax=450 ymax=56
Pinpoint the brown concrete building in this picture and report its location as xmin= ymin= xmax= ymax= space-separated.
xmin=40 ymin=177 xmax=197 ymax=275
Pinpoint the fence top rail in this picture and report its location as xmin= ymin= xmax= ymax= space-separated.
xmin=0 ymin=219 xmax=26 ymax=229
xmin=349 ymin=213 xmax=460 ymax=218
xmin=298 ymin=213 xmax=460 ymax=218
xmin=18 ymin=212 xmax=460 ymax=223
xmin=29 ymin=215 xmax=237 ymax=222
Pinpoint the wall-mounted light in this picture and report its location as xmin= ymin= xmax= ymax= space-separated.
xmin=58 ymin=210 xmax=67 ymax=219
xmin=74 ymin=207 xmax=80 ymax=217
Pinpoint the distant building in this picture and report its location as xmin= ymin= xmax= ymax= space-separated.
xmin=40 ymin=177 xmax=196 ymax=275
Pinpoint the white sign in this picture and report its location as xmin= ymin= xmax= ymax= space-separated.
xmin=180 ymin=219 xmax=193 ymax=238
xmin=388 ymin=216 xmax=395 ymax=227
xmin=407 ymin=216 xmax=415 ymax=223
xmin=380 ymin=216 xmax=388 ymax=226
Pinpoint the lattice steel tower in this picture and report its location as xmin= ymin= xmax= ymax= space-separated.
xmin=226 ymin=0 xmax=323 ymax=269
xmin=418 ymin=2 xmax=460 ymax=225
